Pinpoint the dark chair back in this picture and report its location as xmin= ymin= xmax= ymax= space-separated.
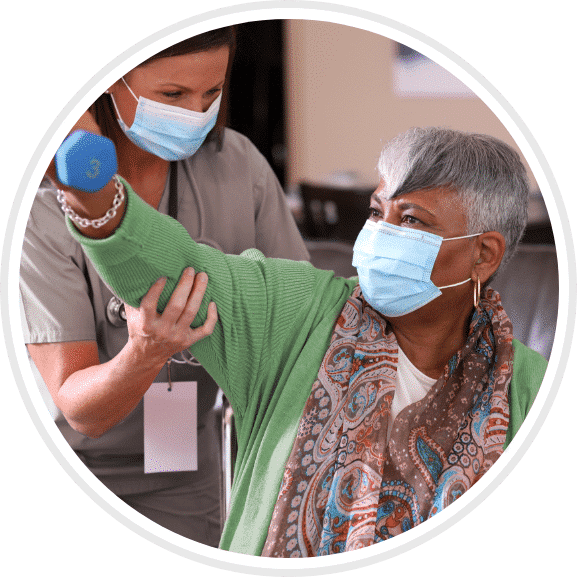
xmin=492 ymin=244 xmax=558 ymax=360
xmin=300 ymin=182 xmax=374 ymax=242
xmin=305 ymin=239 xmax=357 ymax=278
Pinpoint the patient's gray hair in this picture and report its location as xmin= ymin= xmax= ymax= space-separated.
xmin=377 ymin=127 xmax=529 ymax=271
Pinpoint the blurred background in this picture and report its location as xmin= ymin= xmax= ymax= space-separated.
xmin=227 ymin=19 xmax=552 ymax=244
xmin=226 ymin=19 xmax=557 ymax=360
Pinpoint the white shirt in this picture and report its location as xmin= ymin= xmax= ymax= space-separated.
xmin=387 ymin=346 xmax=437 ymax=443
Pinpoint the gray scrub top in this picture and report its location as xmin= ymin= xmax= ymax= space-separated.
xmin=19 ymin=128 xmax=310 ymax=495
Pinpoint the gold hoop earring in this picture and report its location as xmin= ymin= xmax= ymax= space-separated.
xmin=473 ymin=277 xmax=481 ymax=308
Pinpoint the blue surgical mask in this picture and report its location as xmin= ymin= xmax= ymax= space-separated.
xmin=109 ymin=77 xmax=221 ymax=160
xmin=352 ymin=220 xmax=481 ymax=317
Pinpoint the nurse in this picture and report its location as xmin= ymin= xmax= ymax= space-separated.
xmin=20 ymin=25 xmax=309 ymax=546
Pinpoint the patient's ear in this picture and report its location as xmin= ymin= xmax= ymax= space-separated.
xmin=473 ymin=231 xmax=506 ymax=284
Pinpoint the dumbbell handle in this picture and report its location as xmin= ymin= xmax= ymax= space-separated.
xmin=55 ymin=130 xmax=118 ymax=193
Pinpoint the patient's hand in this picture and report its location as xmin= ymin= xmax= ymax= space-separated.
xmin=47 ymin=111 xmax=103 ymax=185
xmin=124 ymin=267 xmax=217 ymax=370
xmin=51 ymin=110 xmax=126 ymax=238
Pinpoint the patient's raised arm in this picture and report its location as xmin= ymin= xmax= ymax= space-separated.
xmin=52 ymin=125 xmax=345 ymax=415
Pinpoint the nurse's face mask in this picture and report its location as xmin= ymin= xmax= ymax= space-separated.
xmin=110 ymin=77 xmax=221 ymax=161
xmin=352 ymin=219 xmax=481 ymax=317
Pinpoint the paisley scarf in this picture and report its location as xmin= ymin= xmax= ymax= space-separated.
xmin=262 ymin=285 xmax=513 ymax=557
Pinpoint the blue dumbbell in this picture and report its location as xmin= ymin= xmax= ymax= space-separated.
xmin=55 ymin=130 xmax=118 ymax=193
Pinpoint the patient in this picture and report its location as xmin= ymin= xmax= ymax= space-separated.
xmin=56 ymin=126 xmax=546 ymax=556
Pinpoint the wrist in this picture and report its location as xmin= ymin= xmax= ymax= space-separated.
xmin=63 ymin=180 xmax=127 ymax=239
xmin=60 ymin=175 xmax=125 ymax=229
xmin=123 ymin=336 xmax=171 ymax=377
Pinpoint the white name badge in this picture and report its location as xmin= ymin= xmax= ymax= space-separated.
xmin=143 ymin=381 xmax=197 ymax=474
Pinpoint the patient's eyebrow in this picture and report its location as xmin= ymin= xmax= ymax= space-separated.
xmin=396 ymin=202 xmax=436 ymax=218
xmin=370 ymin=193 xmax=437 ymax=218
xmin=370 ymin=193 xmax=382 ymax=204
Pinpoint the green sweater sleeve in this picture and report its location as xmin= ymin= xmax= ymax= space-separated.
xmin=504 ymin=338 xmax=547 ymax=448
xmin=67 ymin=180 xmax=355 ymax=425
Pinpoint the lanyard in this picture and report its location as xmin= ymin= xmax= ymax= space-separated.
xmin=168 ymin=161 xmax=178 ymax=221
xmin=165 ymin=161 xmax=202 ymax=389
xmin=166 ymin=161 xmax=178 ymax=392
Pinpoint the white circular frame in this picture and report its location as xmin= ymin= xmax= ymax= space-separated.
xmin=0 ymin=0 xmax=577 ymax=577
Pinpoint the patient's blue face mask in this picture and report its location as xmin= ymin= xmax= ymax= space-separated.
xmin=110 ymin=77 xmax=221 ymax=161
xmin=352 ymin=219 xmax=481 ymax=317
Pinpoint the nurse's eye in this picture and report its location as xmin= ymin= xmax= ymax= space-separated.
xmin=162 ymin=91 xmax=183 ymax=99
xmin=368 ymin=207 xmax=381 ymax=219
xmin=205 ymin=87 xmax=222 ymax=98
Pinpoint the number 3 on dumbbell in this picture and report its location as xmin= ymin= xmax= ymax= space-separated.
xmin=55 ymin=130 xmax=118 ymax=193
xmin=86 ymin=158 xmax=101 ymax=179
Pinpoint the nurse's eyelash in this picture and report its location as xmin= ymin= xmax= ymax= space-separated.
xmin=205 ymin=87 xmax=222 ymax=97
xmin=162 ymin=91 xmax=183 ymax=99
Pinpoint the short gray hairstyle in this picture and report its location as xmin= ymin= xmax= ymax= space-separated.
xmin=377 ymin=127 xmax=529 ymax=272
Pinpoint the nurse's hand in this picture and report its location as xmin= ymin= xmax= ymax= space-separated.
xmin=124 ymin=267 xmax=218 ymax=370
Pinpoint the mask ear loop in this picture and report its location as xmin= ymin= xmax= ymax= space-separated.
xmin=108 ymin=77 xmax=139 ymax=128
xmin=121 ymin=77 xmax=139 ymax=101
xmin=439 ymin=233 xmax=483 ymax=300
xmin=437 ymin=277 xmax=471 ymax=290
xmin=443 ymin=232 xmax=483 ymax=241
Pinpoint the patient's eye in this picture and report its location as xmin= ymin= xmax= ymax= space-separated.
xmin=401 ymin=214 xmax=422 ymax=225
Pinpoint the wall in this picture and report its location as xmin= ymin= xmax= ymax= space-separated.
xmin=283 ymin=20 xmax=540 ymax=199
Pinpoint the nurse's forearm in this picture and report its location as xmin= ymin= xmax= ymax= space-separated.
xmin=31 ymin=267 xmax=216 ymax=439
xmin=50 ymin=276 xmax=215 ymax=438
xmin=57 ymin=340 xmax=167 ymax=438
